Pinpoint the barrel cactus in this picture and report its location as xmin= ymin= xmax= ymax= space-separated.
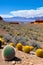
xmin=36 ymin=49 xmax=43 ymax=58
xmin=29 ymin=46 xmax=34 ymax=51
xmin=0 ymin=38 xmax=2 ymax=48
xmin=9 ymin=43 xmax=15 ymax=47
xmin=0 ymin=38 xmax=5 ymax=45
xmin=16 ymin=43 xmax=23 ymax=51
xmin=2 ymin=45 xmax=15 ymax=60
xmin=1 ymin=39 xmax=5 ymax=45
xmin=22 ymin=46 xmax=30 ymax=53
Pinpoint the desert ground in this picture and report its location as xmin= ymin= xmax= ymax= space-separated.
xmin=0 ymin=20 xmax=43 ymax=65
xmin=0 ymin=45 xmax=43 ymax=65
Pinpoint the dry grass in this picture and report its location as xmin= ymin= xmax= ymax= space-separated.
xmin=0 ymin=21 xmax=43 ymax=65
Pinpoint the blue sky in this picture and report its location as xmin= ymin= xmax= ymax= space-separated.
xmin=0 ymin=0 xmax=43 ymax=18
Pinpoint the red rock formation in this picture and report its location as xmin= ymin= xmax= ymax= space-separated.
xmin=30 ymin=20 xmax=43 ymax=24
xmin=9 ymin=22 xmax=19 ymax=24
xmin=35 ymin=20 xmax=43 ymax=23
xmin=30 ymin=22 xmax=34 ymax=24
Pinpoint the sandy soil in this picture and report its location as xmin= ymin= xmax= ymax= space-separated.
xmin=0 ymin=28 xmax=7 ymax=35
xmin=0 ymin=45 xmax=43 ymax=65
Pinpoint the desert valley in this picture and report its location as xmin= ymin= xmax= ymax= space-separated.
xmin=0 ymin=16 xmax=43 ymax=65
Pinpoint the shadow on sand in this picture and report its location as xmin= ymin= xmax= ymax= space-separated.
xmin=6 ymin=56 xmax=22 ymax=62
xmin=0 ymin=46 xmax=3 ymax=49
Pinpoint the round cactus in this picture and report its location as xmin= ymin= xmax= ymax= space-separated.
xmin=36 ymin=49 xmax=43 ymax=58
xmin=22 ymin=46 xmax=30 ymax=53
xmin=29 ymin=46 xmax=34 ymax=51
xmin=1 ymin=39 xmax=5 ymax=45
xmin=9 ymin=43 xmax=15 ymax=47
xmin=0 ymin=38 xmax=5 ymax=45
xmin=0 ymin=38 xmax=2 ymax=48
xmin=2 ymin=45 xmax=15 ymax=60
xmin=16 ymin=43 xmax=23 ymax=51
xmin=0 ymin=40 xmax=2 ymax=48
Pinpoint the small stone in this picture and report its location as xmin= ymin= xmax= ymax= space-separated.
xmin=27 ymin=62 xmax=30 ymax=64
xmin=12 ymin=61 xmax=16 ymax=65
xmin=39 ymin=63 xmax=43 ymax=65
xmin=17 ymin=61 xmax=21 ymax=64
xmin=26 ymin=57 xmax=28 ymax=59
xmin=21 ymin=56 xmax=24 ymax=58
xmin=30 ymin=62 xmax=33 ymax=65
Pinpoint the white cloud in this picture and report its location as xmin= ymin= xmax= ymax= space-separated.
xmin=0 ymin=7 xmax=43 ymax=18
xmin=10 ymin=7 xmax=43 ymax=18
xmin=0 ymin=14 xmax=13 ymax=18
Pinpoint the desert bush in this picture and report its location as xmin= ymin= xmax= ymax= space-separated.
xmin=29 ymin=40 xmax=41 ymax=50
xmin=37 ymin=37 xmax=43 ymax=42
xmin=8 ymin=32 xmax=13 ymax=36
xmin=0 ymin=34 xmax=4 ymax=38
xmin=16 ymin=32 xmax=21 ymax=36
xmin=32 ymin=35 xmax=38 ymax=40
xmin=3 ymin=34 xmax=12 ymax=43
xmin=3 ymin=25 xmax=7 ymax=29
xmin=12 ymin=36 xmax=26 ymax=45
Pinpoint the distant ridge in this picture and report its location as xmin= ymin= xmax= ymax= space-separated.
xmin=3 ymin=16 xmax=43 ymax=22
xmin=0 ymin=16 xmax=43 ymax=24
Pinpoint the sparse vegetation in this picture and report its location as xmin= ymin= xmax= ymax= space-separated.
xmin=0 ymin=20 xmax=43 ymax=65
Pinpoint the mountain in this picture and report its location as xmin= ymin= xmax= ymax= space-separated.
xmin=3 ymin=16 xmax=43 ymax=22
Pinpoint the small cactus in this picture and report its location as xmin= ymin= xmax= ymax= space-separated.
xmin=9 ymin=43 xmax=15 ymax=47
xmin=29 ymin=46 xmax=34 ymax=51
xmin=22 ymin=46 xmax=30 ymax=53
xmin=36 ymin=49 xmax=43 ymax=58
xmin=0 ymin=38 xmax=5 ymax=45
xmin=16 ymin=32 xmax=20 ymax=36
xmin=16 ymin=43 xmax=23 ymax=51
xmin=0 ymin=38 xmax=3 ymax=48
xmin=0 ymin=41 xmax=2 ymax=48
xmin=2 ymin=45 xmax=15 ymax=60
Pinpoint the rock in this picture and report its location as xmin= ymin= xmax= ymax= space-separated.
xmin=12 ymin=61 xmax=16 ymax=65
xmin=0 ymin=16 xmax=3 ymax=20
xmin=16 ymin=61 xmax=21 ymax=64
xmin=30 ymin=62 xmax=33 ymax=65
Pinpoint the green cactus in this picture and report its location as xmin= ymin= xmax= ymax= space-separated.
xmin=2 ymin=45 xmax=15 ymax=60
